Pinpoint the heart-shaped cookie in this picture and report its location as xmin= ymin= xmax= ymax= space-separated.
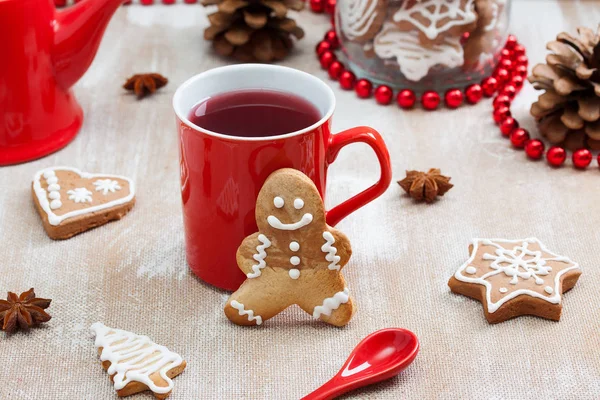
xmin=32 ymin=167 xmax=135 ymax=240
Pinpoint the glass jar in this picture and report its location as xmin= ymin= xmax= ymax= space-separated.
xmin=335 ymin=0 xmax=510 ymax=91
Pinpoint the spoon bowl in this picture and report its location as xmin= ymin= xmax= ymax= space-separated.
xmin=302 ymin=328 xmax=419 ymax=400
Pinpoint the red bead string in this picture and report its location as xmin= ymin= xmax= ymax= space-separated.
xmin=54 ymin=0 xmax=197 ymax=7
xmin=316 ymin=29 xmax=519 ymax=111
xmin=492 ymin=36 xmax=599 ymax=170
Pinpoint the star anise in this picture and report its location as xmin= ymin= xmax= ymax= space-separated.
xmin=398 ymin=168 xmax=454 ymax=203
xmin=123 ymin=73 xmax=168 ymax=99
xmin=0 ymin=288 xmax=51 ymax=333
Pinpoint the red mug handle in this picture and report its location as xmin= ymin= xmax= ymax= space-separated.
xmin=325 ymin=126 xmax=392 ymax=226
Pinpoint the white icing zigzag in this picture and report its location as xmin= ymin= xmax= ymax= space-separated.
xmin=338 ymin=0 xmax=380 ymax=41
xmin=247 ymin=234 xmax=271 ymax=278
xmin=322 ymin=231 xmax=341 ymax=271
xmin=230 ymin=301 xmax=263 ymax=325
xmin=90 ymin=322 xmax=184 ymax=395
xmin=313 ymin=288 xmax=350 ymax=319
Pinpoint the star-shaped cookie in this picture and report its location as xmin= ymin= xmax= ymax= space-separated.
xmin=448 ymin=238 xmax=581 ymax=323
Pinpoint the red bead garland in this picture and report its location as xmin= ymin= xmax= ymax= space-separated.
xmin=339 ymin=71 xmax=356 ymax=90
xmin=546 ymin=146 xmax=567 ymax=167
xmin=312 ymin=30 xmax=527 ymax=110
xmin=324 ymin=30 xmax=339 ymax=48
xmin=510 ymin=128 xmax=530 ymax=148
xmin=314 ymin=28 xmax=599 ymax=170
xmin=397 ymin=90 xmax=416 ymax=109
xmin=573 ymin=149 xmax=593 ymax=169
xmin=328 ymin=61 xmax=344 ymax=80
xmin=444 ymin=89 xmax=463 ymax=109
xmin=465 ymin=84 xmax=483 ymax=104
xmin=488 ymin=37 xmax=599 ymax=170
xmin=499 ymin=117 xmax=518 ymax=137
xmin=310 ymin=0 xmax=325 ymax=13
xmin=319 ymin=51 xmax=336 ymax=69
xmin=316 ymin=41 xmax=332 ymax=56
xmin=355 ymin=79 xmax=372 ymax=98
xmin=525 ymin=140 xmax=545 ymax=160
xmin=324 ymin=0 xmax=336 ymax=14
xmin=375 ymin=85 xmax=394 ymax=105
xmin=421 ymin=91 xmax=441 ymax=110
xmin=493 ymin=106 xmax=511 ymax=124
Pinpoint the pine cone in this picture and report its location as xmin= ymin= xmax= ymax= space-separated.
xmin=528 ymin=26 xmax=600 ymax=150
xmin=202 ymin=0 xmax=305 ymax=62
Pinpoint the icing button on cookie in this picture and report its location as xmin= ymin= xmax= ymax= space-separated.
xmin=448 ymin=238 xmax=581 ymax=324
xmin=289 ymin=269 xmax=300 ymax=279
xmin=289 ymin=241 xmax=300 ymax=251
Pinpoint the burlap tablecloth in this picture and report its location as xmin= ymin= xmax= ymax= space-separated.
xmin=1 ymin=1 xmax=599 ymax=398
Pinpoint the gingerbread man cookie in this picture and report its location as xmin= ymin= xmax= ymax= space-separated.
xmin=224 ymin=169 xmax=354 ymax=327
xmin=448 ymin=238 xmax=581 ymax=323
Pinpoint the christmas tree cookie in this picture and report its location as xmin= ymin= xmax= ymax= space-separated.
xmin=91 ymin=323 xmax=186 ymax=399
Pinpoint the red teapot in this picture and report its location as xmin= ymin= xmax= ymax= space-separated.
xmin=0 ymin=0 xmax=126 ymax=165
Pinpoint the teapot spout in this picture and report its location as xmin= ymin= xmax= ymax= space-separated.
xmin=53 ymin=0 xmax=126 ymax=90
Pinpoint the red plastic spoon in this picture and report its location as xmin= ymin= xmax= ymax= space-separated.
xmin=301 ymin=328 xmax=419 ymax=400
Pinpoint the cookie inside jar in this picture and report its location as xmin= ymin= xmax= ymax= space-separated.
xmin=336 ymin=0 xmax=510 ymax=90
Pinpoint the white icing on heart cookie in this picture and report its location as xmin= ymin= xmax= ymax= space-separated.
xmin=33 ymin=167 xmax=135 ymax=226
xmin=374 ymin=23 xmax=464 ymax=81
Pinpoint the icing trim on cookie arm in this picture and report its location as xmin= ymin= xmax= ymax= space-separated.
xmin=454 ymin=238 xmax=580 ymax=313
xmin=247 ymin=234 xmax=271 ymax=278
xmin=313 ymin=288 xmax=350 ymax=319
xmin=90 ymin=322 xmax=184 ymax=395
xmin=267 ymin=213 xmax=313 ymax=231
xmin=230 ymin=301 xmax=263 ymax=325
xmin=322 ymin=231 xmax=341 ymax=271
xmin=33 ymin=167 xmax=135 ymax=226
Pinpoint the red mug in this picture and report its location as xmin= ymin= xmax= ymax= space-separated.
xmin=173 ymin=65 xmax=391 ymax=291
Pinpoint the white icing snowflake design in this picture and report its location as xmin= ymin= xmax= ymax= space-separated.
xmin=374 ymin=24 xmax=464 ymax=81
xmin=482 ymin=241 xmax=552 ymax=285
xmin=93 ymin=179 xmax=122 ymax=195
xmin=392 ymin=0 xmax=477 ymax=40
xmin=67 ymin=187 xmax=93 ymax=203
xmin=454 ymin=238 xmax=580 ymax=313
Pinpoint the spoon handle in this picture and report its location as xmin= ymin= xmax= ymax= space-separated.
xmin=301 ymin=378 xmax=345 ymax=400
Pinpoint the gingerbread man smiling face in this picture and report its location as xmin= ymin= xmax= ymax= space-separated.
xmin=224 ymin=168 xmax=355 ymax=327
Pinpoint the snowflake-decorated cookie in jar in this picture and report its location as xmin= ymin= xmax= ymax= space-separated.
xmin=336 ymin=0 xmax=510 ymax=90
